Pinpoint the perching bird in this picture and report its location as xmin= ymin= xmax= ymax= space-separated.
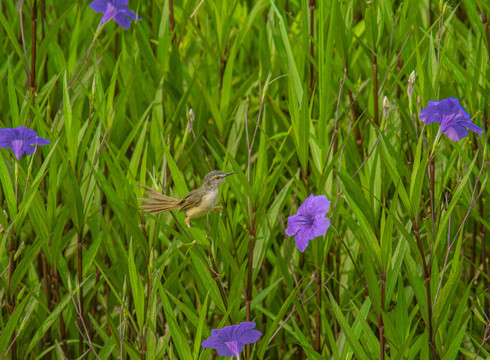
xmin=139 ymin=170 xmax=234 ymax=228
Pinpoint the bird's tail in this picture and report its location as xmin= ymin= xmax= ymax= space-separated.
xmin=139 ymin=185 xmax=181 ymax=214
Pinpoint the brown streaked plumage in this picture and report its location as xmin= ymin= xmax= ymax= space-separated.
xmin=139 ymin=170 xmax=234 ymax=228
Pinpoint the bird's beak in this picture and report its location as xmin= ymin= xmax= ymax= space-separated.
xmin=225 ymin=172 xmax=234 ymax=177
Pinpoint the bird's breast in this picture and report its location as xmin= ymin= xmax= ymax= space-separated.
xmin=201 ymin=189 xmax=219 ymax=211
xmin=184 ymin=189 xmax=218 ymax=219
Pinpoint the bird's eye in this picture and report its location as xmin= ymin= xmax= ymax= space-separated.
xmin=214 ymin=176 xmax=219 ymax=180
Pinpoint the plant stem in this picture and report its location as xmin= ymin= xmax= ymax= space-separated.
xmin=427 ymin=156 xmax=439 ymax=359
xmin=8 ymin=233 xmax=17 ymax=360
xmin=482 ymin=6 xmax=489 ymax=311
xmin=40 ymin=0 xmax=47 ymax=86
xmin=478 ymin=160 xmax=489 ymax=315
xmin=30 ymin=0 xmax=37 ymax=101
xmin=372 ymin=52 xmax=379 ymax=127
xmin=413 ymin=219 xmax=438 ymax=359
xmin=41 ymin=251 xmax=52 ymax=355
xmin=169 ymin=0 xmax=175 ymax=42
xmin=308 ymin=0 xmax=315 ymax=98
xmin=348 ymin=88 xmax=364 ymax=160
xmin=209 ymin=250 xmax=229 ymax=310
xmin=314 ymin=267 xmax=321 ymax=352
xmin=245 ymin=228 xmax=255 ymax=360
xmin=244 ymin=81 xmax=264 ymax=360
xmin=378 ymin=269 xmax=386 ymax=360
xmin=483 ymin=207 xmax=489 ymax=318
xmin=327 ymin=245 xmax=338 ymax=341
xmin=53 ymin=267 xmax=68 ymax=356
xmin=78 ymin=231 xmax=84 ymax=358
xmin=7 ymin=165 xmax=19 ymax=360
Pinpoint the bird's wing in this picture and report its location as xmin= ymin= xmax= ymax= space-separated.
xmin=179 ymin=189 xmax=202 ymax=212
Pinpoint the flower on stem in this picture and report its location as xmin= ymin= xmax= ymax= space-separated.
xmin=0 ymin=126 xmax=50 ymax=160
xmin=90 ymin=0 xmax=141 ymax=30
xmin=201 ymin=322 xmax=262 ymax=358
xmin=419 ymin=97 xmax=482 ymax=141
xmin=286 ymin=194 xmax=331 ymax=252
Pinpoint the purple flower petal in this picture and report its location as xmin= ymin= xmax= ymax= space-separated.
xmin=202 ymin=322 xmax=262 ymax=358
xmin=444 ymin=124 xmax=468 ymax=142
xmin=33 ymin=137 xmax=51 ymax=146
xmin=302 ymin=194 xmax=331 ymax=217
xmin=114 ymin=9 xmax=142 ymax=29
xmin=0 ymin=126 xmax=50 ymax=160
xmin=285 ymin=213 xmax=304 ymax=236
xmin=419 ymin=100 xmax=444 ymax=124
xmin=113 ymin=13 xmax=132 ymax=29
xmin=286 ymin=194 xmax=331 ymax=252
xmin=294 ymin=217 xmax=330 ymax=252
xmin=234 ymin=322 xmax=262 ymax=344
xmin=419 ymin=97 xmax=482 ymax=141
xmin=462 ymin=119 xmax=483 ymax=136
xmin=202 ymin=330 xmax=236 ymax=357
xmin=311 ymin=216 xmax=331 ymax=237
xmin=89 ymin=0 xmax=109 ymax=12
xmin=90 ymin=0 xmax=141 ymax=29
xmin=294 ymin=230 xmax=310 ymax=252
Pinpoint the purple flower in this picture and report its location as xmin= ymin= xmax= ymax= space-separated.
xmin=201 ymin=322 xmax=262 ymax=358
xmin=286 ymin=194 xmax=331 ymax=252
xmin=90 ymin=0 xmax=141 ymax=30
xmin=419 ymin=97 xmax=482 ymax=141
xmin=0 ymin=126 xmax=50 ymax=160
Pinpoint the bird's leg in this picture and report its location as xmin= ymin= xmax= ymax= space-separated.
xmin=212 ymin=206 xmax=223 ymax=212
xmin=185 ymin=217 xmax=191 ymax=228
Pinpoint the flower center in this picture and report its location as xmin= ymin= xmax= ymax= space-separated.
xmin=299 ymin=214 xmax=314 ymax=226
xmin=441 ymin=112 xmax=460 ymax=132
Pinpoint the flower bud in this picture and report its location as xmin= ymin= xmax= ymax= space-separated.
xmin=383 ymin=96 xmax=390 ymax=119
xmin=407 ymin=70 xmax=415 ymax=97
xmin=186 ymin=109 xmax=195 ymax=134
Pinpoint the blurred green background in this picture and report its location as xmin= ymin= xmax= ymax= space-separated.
xmin=0 ymin=0 xmax=489 ymax=359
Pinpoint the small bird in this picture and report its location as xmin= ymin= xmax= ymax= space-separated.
xmin=139 ymin=170 xmax=234 ymax=228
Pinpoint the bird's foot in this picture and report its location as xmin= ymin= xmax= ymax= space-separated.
xmin=213 ymin=206 xmax=223 ymax=212
xmin=185 ymin=218 xmax=191 ymax=228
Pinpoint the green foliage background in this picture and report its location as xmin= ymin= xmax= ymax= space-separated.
xmin=0 ymin=0 xmax=489 ymax=359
